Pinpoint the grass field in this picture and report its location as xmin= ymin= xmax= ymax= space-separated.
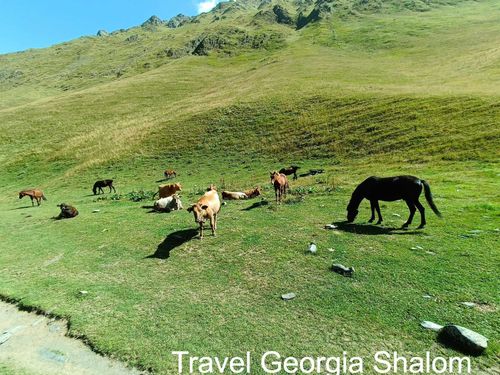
xmin=0 ymin=0 xmax=499 ymax=373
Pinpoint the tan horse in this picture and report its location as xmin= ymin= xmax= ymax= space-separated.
xmin=19 ymin=189 xmax=47 ymax=206
xmin=270 ymin=171 xmax=288 ymax=204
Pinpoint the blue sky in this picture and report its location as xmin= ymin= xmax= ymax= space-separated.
xmin=0 ymin=0 xmax=224 ymax=54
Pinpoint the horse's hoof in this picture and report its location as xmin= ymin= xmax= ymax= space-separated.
xmin=376 ymin=221 xmax=382 ymax=225
xmin=417 ymin=225 xmax=425 ymax=229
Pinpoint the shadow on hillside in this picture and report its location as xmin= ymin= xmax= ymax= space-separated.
xmin=146 ymin=228 xmax=199 ymax=260
xmin=332 ymin=221 xmax=423 ymax=236
xmin=242 ymin=200 xmax=269 ymax=211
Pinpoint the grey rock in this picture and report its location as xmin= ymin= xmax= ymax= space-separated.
xmin=420 ymin=321 xmax=443 ymax=331
xmin=0 ymin=331 xmax=12 ymax=345
xmin=332 ymin=264 xmax=354 ymax=277
xmin=437 ymin=325 xmax=488 ymax=356
xmin=281 ymin=292 xmax=296 ymax=301
xmin=96 ymin=30 xmax=109 ymax=37
xmin=461 ymin=302 xmax=476 ymax=308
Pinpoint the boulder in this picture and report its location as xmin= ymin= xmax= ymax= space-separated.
xmin=437 ymin=325 xmax=488 ymax=356
xmin=96 ymin=30 xmax=108 ymax=37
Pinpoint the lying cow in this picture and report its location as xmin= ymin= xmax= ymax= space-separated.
xmin=187 ymin=185 xmax=221 ymax=239
xmin=153 ymin=194 xmax=183 ymax=212
xmin=222 ymin=191 xmax=248 ymax=200
xmin=243 ymin=187 xmax=262 ymax=199
xmin=157 ymin=183 xmax=182 ymax=198
xmin=55 ymin=203 xmax=78 ymax=219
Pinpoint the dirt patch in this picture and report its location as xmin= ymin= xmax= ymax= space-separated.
xmin=0 ymin=301 xmax=143 ymax=375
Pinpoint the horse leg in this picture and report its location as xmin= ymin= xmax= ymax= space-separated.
xmin=402 ymin=200 xmax=416 ymax=228
xmin=99 ymin=187 xmax=104 ymax=195
xmin=36 ymin=197 xmax=41 ymax=206
xmin=415 ymin=199 xmax=426 ymax=229
xmin=112 ymin=185 xmax=116 ymax=193
xmin=375 ymin=201 xmax=383 ymax=224
xmin=30 ymin=196 xmax=34 ymax=206
xmin=293 ymin=172 xmax=297 ymax=180
xmin=368 ymin=201 xmax=376 ymax=223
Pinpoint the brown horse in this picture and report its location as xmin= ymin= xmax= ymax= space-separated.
xmin=19 ymin=189 xmax=47 ymax=206
xmin=243 ymin=187 xmax=262 ymax=199
xmin=55 ymin=203 xmax=79 ymax=219
xmin=270 ymin=171 xmax=288 ymax=204
xmin=164 ymin=169 xmax=177 ymax=179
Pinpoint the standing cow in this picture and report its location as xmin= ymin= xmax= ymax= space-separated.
xmin=187 ymin=185 xmax=221 ymax=239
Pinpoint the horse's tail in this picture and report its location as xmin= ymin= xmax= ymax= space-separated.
xmin=422 ymin=180 xmax=441 ymax=218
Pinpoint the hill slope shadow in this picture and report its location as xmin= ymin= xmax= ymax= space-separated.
xmin=146 ymin=228 xmax=198 ymax=259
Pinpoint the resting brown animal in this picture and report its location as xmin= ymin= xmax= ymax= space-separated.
xmin=164 ymin=169 xmax=177 ymax=179
xmin=187 ymin=186 xmax=221 ymax=239
xmin=270 ymin=171 xmax=288 ymax=204
xmin=157 ymin=183 xmax=182 ymax=198
xmin=19 ymin=189 xmax=47 ymax=206
xmin=222 ymin=191 xmax=248 ymax=200
xmin=243 ymin=187 xmax=262 ymax=199
xmin=56 ymin=203 xmax=78 ymax=219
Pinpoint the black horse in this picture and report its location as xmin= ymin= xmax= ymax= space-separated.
xmin=346 ymin=176 xmax=441 ymax=228
xmin=92 ymin=179 xmax=116 ymax=195
xmin=279 ymin=165 xmax=300 ymax=180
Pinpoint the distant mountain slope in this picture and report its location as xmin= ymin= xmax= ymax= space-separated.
xmin=0 ymin=0 xmax=484 ymax=109
xmin=0 ymin=0 xmax=498 ymax=187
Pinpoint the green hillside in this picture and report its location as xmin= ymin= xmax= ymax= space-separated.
xmin=0 ymin=0 xmax=499 ymax=374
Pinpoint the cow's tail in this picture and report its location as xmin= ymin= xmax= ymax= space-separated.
xmin=42 ymin=194 xmax=47 ymax=201
xmin=422 ymin=180 xmax=441 ymax=218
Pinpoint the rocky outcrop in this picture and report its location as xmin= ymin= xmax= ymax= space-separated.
xmin=167 ymin=14 xmax=192 ymax=28
xmin=142 ymin=15 xmax=163 ymax=28
xmin=273 ymin=5 xmax=294 ymax=25
xmin=96 ymin=30 xmax=109 ymax=37
xmin=297 ymin=0 xmax=334 ymax=29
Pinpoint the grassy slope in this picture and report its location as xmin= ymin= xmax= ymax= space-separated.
xmin=0 ymin=0 xmax=499 ymax=373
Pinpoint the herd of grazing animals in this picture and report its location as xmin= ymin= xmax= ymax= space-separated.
xmin=17 ymin=165 xmax=441 ymax=238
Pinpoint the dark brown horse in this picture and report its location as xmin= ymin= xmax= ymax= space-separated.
xmin=279 ymin=165 xmax=300 ymax=180
xmin=164 ymin=169 xmax=177 ymax=179
xmin=19 ymin=189 xmax=47 ymax=206
xmin=270 ymin=171 xmax=288 ymax=204
xmin=346 ymin=176 xmax=441 ymax=229
xmin=55 ymin=203 xmax=79 ymax=219
xmin=93 ymin=179 xmax=116 ymax=195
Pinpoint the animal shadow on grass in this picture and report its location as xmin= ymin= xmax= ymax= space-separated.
xmin=146 ymin=228 xmax=199 ymax=259
xmin=242 ymin=200 xmax=269 ymax=211
xmin=141 ymin=205 xmax=158 ymax=214
xmin=333 ymin=221 xmax=423 ymax=236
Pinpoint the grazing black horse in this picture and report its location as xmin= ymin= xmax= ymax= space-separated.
xmin=279 ymin=165 xmax=300 ymax=180
xmin=92 ymin=179 xmax=116 ymax=195
xmin=346 ymin=176 xmax=441 ymax=229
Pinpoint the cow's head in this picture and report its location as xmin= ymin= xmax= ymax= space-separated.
xmin=174 ymin=183 xmax=182 ymax=191
xmin=187 ymin=203 xmax=209 ymax=223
